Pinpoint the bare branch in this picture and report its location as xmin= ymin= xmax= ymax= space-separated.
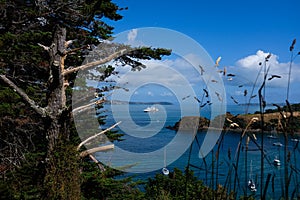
xmin=37 ymin=43 xmax=50 ymax=51
xmin=72 ymin=101 xmax=95 ymax=114
xmin=89 ymin=154 xmax=105 ymax=172
xmin=63 ymin=49 xmax=128 ymax=76
xmin=72 ymin=98 xmax=106 ymax=115
xmin=79 ymin=144 xmax=114 ymax=157
xmin=77 ymin=121 xmax=121 ymax=150
xmin=0 ymin=75 xmax=47 ymax=117
xmin=65 ymin=45 xmax=89 ymax=55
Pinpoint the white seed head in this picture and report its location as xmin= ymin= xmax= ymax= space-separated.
xmin=230 ymin=122 xmax=239 ymax=128
xmin=252 ymin=117 xmax=259 ymax=122
xmin=226 ymin=118 xmax=233 ymax=123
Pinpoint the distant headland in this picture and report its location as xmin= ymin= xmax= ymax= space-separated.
xmin=166 ymin=103 xmax=300 ymax=134
xmin=105 ymin=100 xmax=173 ymax=105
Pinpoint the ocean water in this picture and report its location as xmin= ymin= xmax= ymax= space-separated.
xmin=96 ymin=103 xmax=300 ymax=199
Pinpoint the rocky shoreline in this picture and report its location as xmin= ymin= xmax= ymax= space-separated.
xmin=166 ymin=112 xmax=300 ymax=134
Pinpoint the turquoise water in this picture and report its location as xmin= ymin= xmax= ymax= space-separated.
xmin=97 ymin=103 xmax=300 ymax=199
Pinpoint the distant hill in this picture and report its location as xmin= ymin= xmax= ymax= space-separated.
xmin=167 ymin=103 xmax=300 ymax=133
xmin=106 ymin=100 xmax=173 ymax=105
xmin=251 ymin=103 xmax=300 ymax=114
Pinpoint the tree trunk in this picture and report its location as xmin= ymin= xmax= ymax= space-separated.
xmin=43 ymin=118 xmax=81 ymax=199
xmin=42 ymin=26 xmax=81 ymax=200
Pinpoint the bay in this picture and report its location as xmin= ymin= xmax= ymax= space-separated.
xmin=96 ymin=103 xmax=300 ymax=198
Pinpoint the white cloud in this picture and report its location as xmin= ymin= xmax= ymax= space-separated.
xmin=231 ymin=50 xmax=300 ymax=88
xmin=236 ymin=50 xmax=268 ymax=69
xmin=224 ymin=50 xmax=300 ymax=104
xmin=109 ymin=52 xmax=227 ymax=105
xmin=115 ymin=59 xmax=193 ymax=87
xmin=110 ymin=58 xmax=202 ymax=102
xmin=127 ymin=29 xmax=138 ymax=42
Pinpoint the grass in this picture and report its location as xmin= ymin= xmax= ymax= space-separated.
xmin=184 ymin=39 xmax=300 ymax=200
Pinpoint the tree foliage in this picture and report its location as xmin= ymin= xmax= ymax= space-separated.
xmin=144 ymin=168 xmax=235 ymax=200
xmin=0 ymin=0 xmax=171 ymax=199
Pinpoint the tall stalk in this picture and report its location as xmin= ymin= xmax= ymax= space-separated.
xmin=286 ymin=52 xmax=293 ymax=101
xmin=215 ymin=130 xmax=226 ymax=192
xmin=211 ymin=150 xmax=214 ymax=190
xmin=245 ymin=136 xmax=249 ymax=196
xmin=292 ymin=140 xmax=299 ymax=196
xmin=184 ymin=132 xmax=194 ymax=200
xmin=258 ymin=54 xmax=271 ymax=198
xmin=245 ymin=62 xmax=263 ymax=114
xmin=284 ymin=100 xmax=294 ymax=199
xmin=284 ymin=123 xmax=289 ymax=200
xmin=232 ymin=118 xmax=258 ymax=197
xmin=224 ymin=148 xmax=233 ymax=194
xmin=258 ymin=91 xmax=265 ymax=199
xmin=287 ymin=39 xmax=296 ymax=101
xmin=233 ymin=132 xmax=244 ymax=195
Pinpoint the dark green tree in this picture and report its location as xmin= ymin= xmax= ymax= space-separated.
xmin=144 ymin=168 xmax=235 ymax=200
xmin=0 ymin=1 xmax=171 ymax=199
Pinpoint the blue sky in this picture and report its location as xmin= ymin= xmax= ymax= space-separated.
xmin=112 ymin=0 xmax=300 ymax=62
xmin=102 ymin=0 xmax=300 ymax=105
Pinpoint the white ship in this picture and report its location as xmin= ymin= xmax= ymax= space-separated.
xmin=143 ymin=106 xmax=159 ymax=112
xmin=273 ymin=156 xmax=281 ymax=166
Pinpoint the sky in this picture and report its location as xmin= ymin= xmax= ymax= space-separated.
xmin=98 ymin=0 xmax=300 ymax=106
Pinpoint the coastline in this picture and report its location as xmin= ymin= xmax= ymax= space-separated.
xmin=166 ymin=111 xmax=300 ymax=135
